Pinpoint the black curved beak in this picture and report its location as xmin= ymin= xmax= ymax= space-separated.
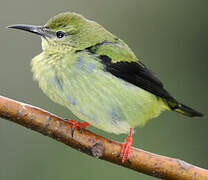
xmin=7 ymin=24 xmax=48 ymax=37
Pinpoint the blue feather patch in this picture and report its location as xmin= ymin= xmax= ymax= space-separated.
xmin=110 ymin=107 xmax=121 ymax=125
xmin=66 ymin=95 xmax=76 ymax=105
xmin=49 ymin=76 xmax=63 ymax=90
xmin=85 ymin=62 xmax=94 ymax=73
xmin=75 ymin=56 xmax=83 ymax=69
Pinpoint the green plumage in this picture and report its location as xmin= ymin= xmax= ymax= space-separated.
xmin=32 ymin=50 xmax=166 ymax=134
xmin=9 ymin=12 xmax=203 ymax=135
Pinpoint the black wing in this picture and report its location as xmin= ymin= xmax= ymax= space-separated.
xmin=76 ymin=40 xmax=177 ymax=103
xmin=76 ymin=40 xmax=203 ymax=117
xmin=99 ymin=55 xmax=177 ymax=102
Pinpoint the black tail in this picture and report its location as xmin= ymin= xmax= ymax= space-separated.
xmin=173 ymin=104 xmax=203 ymax=117
xmin=167 ymin=100 xmax=203 ymax=117
xmin=174 ymin=103 xmax=203 ymax=117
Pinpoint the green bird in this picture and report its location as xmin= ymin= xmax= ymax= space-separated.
xmin=8 ymin=12 xmax=203 ymax=163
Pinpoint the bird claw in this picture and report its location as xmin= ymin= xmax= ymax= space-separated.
xmin=121 ymin=128 xmax=133 ymax=163
xmin=67 ymin=119 xmax=90 ymax=137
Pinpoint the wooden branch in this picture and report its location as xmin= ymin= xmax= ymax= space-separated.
xmin=0 ymin=95 xmax=207 ymax=180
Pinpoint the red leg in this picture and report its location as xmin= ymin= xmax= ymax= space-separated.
xmin=67 ymin=119 xmax=90 ymax=137
xmin=121 ymin=128 xmax=133 ymax=163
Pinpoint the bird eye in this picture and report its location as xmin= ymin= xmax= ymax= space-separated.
xmin=56 ymin=31 xmax=65 ymax=38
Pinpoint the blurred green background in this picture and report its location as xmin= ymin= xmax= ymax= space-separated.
xmin=0 ymin=0 xmax=207 ymax=179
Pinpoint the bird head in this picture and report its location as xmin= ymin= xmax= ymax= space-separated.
xmin=8 ymin=12 xmax=114 ymax=51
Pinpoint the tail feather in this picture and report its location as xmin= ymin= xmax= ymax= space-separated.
xmin=167 ymin=100 xmax=203 ymax=117
xmin=174 ymin=104 xmax=203 ymax=117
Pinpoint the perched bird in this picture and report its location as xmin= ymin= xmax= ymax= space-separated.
xmin=8 ymin=12 xmax=203 ymax=163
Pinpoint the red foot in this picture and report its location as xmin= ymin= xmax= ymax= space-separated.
xmin=121 ymin=128 xmax=133 ymax=163
xmin=68 ymin=119 xmax=90 ymax=129
xmin=68 ymin=119 xmax=90 ymax=137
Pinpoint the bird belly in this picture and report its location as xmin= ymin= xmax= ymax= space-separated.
xmin=32 ymin=54 xmax=167 ymax=134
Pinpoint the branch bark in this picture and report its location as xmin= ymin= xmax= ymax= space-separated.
xmin=0 ymin=95 xmax=207 ymax=180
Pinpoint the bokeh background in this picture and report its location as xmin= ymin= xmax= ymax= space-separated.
xmin=0 ymin=0 xmax=207 ymax=179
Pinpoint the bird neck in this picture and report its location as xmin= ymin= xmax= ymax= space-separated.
xmin=41 ymin=37 xmax=74 ymax=53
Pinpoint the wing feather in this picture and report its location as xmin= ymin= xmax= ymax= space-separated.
xmin=77 ymin=40 xmax=177 ymax=103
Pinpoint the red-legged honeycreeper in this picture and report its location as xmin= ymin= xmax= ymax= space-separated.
xmin=8 ymin=12 xmax=203 ymax=163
